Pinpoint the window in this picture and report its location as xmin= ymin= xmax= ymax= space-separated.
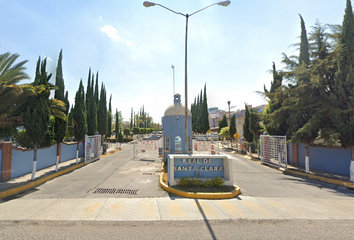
xmin=188 ymin=136 xmax=191 ymax=152
xmin=175 ymin=136 xmax=182 ymax=152
xmin=165 ymin=136 xmax=170 ymax=151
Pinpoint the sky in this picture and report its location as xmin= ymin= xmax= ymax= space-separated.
xmin=0 ymin=0 xmax=347 ymax=125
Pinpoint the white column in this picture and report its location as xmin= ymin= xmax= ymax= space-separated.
xmin=305 ymin=156 xmax=309 ymax=174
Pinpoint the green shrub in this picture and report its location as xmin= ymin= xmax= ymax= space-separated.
xmin=179 ymin=176 xmax=191 ymax=187
xmin=123 ymin=138 xmax=133 ymax=142
xmin=178 ymin=176 xmax=224 ymax=188
xmin=191 ymin=177 xmax=203 ymax=187
xmin=210 ymin=177 xmax=225 ymax=187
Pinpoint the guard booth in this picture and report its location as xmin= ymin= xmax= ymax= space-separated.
xmin=162 ymin=94 xmax=193 ymax=159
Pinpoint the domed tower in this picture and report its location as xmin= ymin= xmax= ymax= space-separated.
xmin=162 ymin=94 xmax=192 ymax=159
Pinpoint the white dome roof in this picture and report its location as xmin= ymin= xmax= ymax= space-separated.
xmin=164 ymin=102 xmax=191 ymax=116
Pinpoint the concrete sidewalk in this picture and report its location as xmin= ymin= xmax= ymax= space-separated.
xmin=1 ymin=195 xmax=354 ymax=221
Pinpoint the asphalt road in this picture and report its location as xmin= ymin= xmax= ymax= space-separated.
xmin=222 ymin=149 xmax=354 ymax=199
xmin=7 ymin=141 xmax=168 ymax=200
xmin=1 ymin=219 xmax=353 ymax=240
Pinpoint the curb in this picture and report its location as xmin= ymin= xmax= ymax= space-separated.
xmin=159 ymin=171 xmax=241 ymax=199
xmin=0 ymin=148 xmax=121 ymax=199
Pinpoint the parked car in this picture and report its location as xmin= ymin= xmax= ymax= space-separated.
xmin=143 ymin=134 xmax=160 ymax=140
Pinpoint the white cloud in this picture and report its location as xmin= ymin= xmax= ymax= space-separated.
xmin=127 ymin=40 xmax=136 ymax=48
xmin=101 ymin=24 xmax=121 ymax=41
xmin=99 ymin=16 xmax=102 ymax=21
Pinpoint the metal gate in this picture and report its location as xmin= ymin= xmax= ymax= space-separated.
xmin=134 ymin=138 xmax=163 ymax=160
xmin=260 ymin=135 xmax=287 ymax=169
xmin=193 ymin=134 xmax=219 ymax=155
xmin=85 ymin=134 xmax=101 ymax=164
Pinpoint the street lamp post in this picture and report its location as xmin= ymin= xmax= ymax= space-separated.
xmin=171 ymin=65 xmax=175 ymax=96
xmin=144 ymin=1 xmax=231 ymax=154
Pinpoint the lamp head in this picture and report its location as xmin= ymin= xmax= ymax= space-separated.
xmin=218 ymin=1 xmax=231 ymax=7
xmin=143 ymin=1 xmax=156 ymax=7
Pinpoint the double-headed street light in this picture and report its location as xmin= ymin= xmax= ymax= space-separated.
xmin=144 ymin=1 xmax=231 ymax=154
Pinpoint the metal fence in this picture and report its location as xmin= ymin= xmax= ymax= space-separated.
xmin=260 ymin=135 xmax=287 ymax=169
xmin=85 ymin=135 xmax=101 ymax=164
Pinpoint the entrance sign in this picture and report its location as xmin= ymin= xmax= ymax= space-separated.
xmin=167 ymin=154 xmax=233 ymax=186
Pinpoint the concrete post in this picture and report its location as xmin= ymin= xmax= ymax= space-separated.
xmin=1 ymin=141 xmax=13 ymax=182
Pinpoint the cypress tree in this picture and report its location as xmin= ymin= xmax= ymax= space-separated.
xmin=54 ymin=49 xmax=68 ymax=171
xmin=243 ymin=104 xmax=253 ymax=143
xmin=115 ymin=109 xmax=119 ymax=141
xmin=23 ymin=57 xmax=51 ymax=180
xmin=72 ymin=79 xmax=87 ymax=163
xmin=67 ymin=104 xmax=74 ymax=140
xmin=229 ymin=114 xmax=236 ymax=140
xmin=201 ymin=84 xmax=210 ymax=133
xmin=94 ymin=72 xmax=99 ymax=107
xmin=97 ymin=83 xmax=107 ymax=141
xmin=198 ymin=89 xmax=203 ymax=132
xmin=107 ymin=94 xmax=112 ymax=138
xmin=330 ymin=0 xmax=354 ymax=181
xmin=299 ymin=14 xmax=310 ymax=67
xmin=86 ymin=68 xmax=91 ymax=114
xmin=249 ymin=109 xmax=261 ymax=147
xmin=86 ymin=69 xmax=97 ymax=135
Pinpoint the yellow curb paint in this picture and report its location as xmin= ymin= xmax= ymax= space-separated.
xmin=0 ymin=148 xmax=122 ymax=199
xmin=159 ymin=172 xmax=241 ymax=199
xmin=285 ymin=169 xmax=354 ymax=189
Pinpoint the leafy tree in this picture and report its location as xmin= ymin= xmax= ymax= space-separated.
xmin=22 ymin=57 xmax=51 ymax=180
xmin=218 ymin=114 xmax=228 ymax=133
xmin=133 ymin=127 xmax=139 ymax=134
xmin=218 ymin=126 xmax=230 ymax=140
xmin=0 ymin=49 xmax=34 ymax=133
xmin=118 ymin=132 xmax=123 ymax=142
xmin=229 ymin=114 xmax=236 ymax=140
xmin=262 ymin=62 xmax=289 ymax=136
xmin=124 ymin=128 xmax=130 ymax=137
xmin=72 ymin=79 xmax=87 ymax=164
